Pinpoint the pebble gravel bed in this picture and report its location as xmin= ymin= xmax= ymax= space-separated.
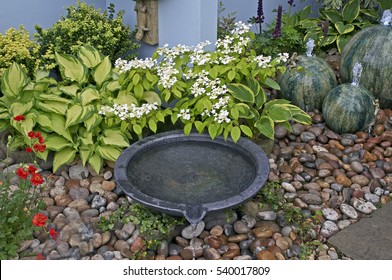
xmin=1 ymin=108 xmax=391 ymax=260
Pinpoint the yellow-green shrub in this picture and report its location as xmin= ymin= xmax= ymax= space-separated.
xmin=0 ymin=26 xmax=40 ymax=78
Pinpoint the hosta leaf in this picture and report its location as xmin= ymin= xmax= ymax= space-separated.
xmin=53 ymin=148 xmax=76 ymax=172
xmin=37 ymin=114 xmax=53 ymax=131
xmin=36 ymin=101 xmax=68 ymax=115
xmin=267 ymin=104 xmax=293 ymax=122
xmin=342 ymin=0 xmax=360 ymax=22
xmin=80 ymin=88 xmax=100 ymax=106
xmin=96 ymin=145 xmax=122 ymax=161
xmin=45 ymin=135 xmax=72 ymax=151
xmin=59 ymin=84 xmax=79 ymax=97
xmin=88 ymin=153 xmax=103 ymax=174
xmin=35 ymin=94 xmax=71 ymax=104
xmin=78 ymin=46 xmax=103 ymax=68
xmin=65 ymin=104 xmax=83 ymax=128
xmin=255 ymin=116 xmax=275 ymax=139
xmin=51 ymin=113 xmax=73 ymax=142
xmin=80 ymin=148 xmax=93 ymax=166
xmin=92 ymin=56 xmax=112 ymax=86
xmin=101 ymin=129 xmax=129 ymax=147
xmin=334 ymin=22 xmax=355 ymax=35
xmin=227 ymin=84 xmax=255 ymax=103
xmin=10 ymin=101 xmax=33 ymax=116
xmin=55 ymin=52 xmax=87 ymax=84
xmin=84 ymin=113 xmax=102 ymax=131
xmin=0 ymin=62 xmax=28 ymax=96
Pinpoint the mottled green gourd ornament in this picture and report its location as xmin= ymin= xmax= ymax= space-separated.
xmin=323 ymin=63 xmax=376 ymax=134
xmin=278 ymin=39 xmax=337 ymax=112
xmin=340 ymin=10 xmax=392 ymax=108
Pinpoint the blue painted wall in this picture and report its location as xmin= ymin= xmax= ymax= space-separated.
xmin=0 ymin=0 xmax=318 ymax=59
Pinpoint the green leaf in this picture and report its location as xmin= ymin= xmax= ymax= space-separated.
xmin=184 ymin=123 xmax=192 ymax=135
xmin=78 ymin=46 xmax=103 ymax=68
xmin=96 ymin=145 xmax=122 ymax=161
xmin=171 ymin=113 xmax=178 ymax=124
xmin=65 ymin=104 xmax=83 ymax=128
xmin=321 ymin=10 xmax=343 ymax=23
xmin=231 ymin=126 xmax=241 ymax=143
xmin=0 ymin=62 xmax=28 ymax=96
xmin=228 ymin=70 xmax=235 ymax=81
xmin=342 ymin=0 xmax=360 ymax=22
xmin=35 ymin=94 xmax=71 ymax=104
xmin=230 ymin=108 xmax=239 ymax=120
xmin=148 ymin=119 xmax=157 ymax=133
xmin=92 ymin=56 xmax=112 ymax=86
xmin=334 ymin=22 xmax=355 ymax=34
xmin=262 ymin=77 xmax=280 ymax=90
xmin=255 ymin=87 xmax=267 ymax=109
xmin=267 ymin=104 xmax=293 ymax=122
xmin=101 ymin=129 xmax=129 ymax=147
xmin=227 ymin=84 xmax=255 ymax=103
xmin=133 ymin=73 xmax=141 ymax=85
xmin=80 ymin=148 xmax=93 ymax=166
xmin=51 ymin=113 xmax=73 ymax=142
xmin=36 ymin=101 xmax=68 ymax=115
xmin=134 ymin=83 xmax=144 ymax=99
xmin=194 ymin=121 xmax=205 ymax=133
xmin=133 ymin=124 xmax=142 ymax=135
xmin=45 ymin=135 xmax=72 ymax=151
xmin=255 ymin=116 xmax=275 ymax=139
xmin=376 ymin=0 xmax=392 ymax=9
xmin=59 ymin=84 xmax=79 ymax=97
xmin=88 ymin=153 xmax=103 ymax=174
xmin=36 ymin=114 xmax=53 ymax=131
xmin=142 ymin=91 xmax=162 ymax=106
xmin=208 ymin=123 xmax=219 ymax=139
xmin=10 ymin=101 xmax=33 ymax=116
xmin=337 ymin=35 xmax=352 ymax=53
xmin=156 ymin=111 xmax=165 ymax=123
xmin=53 ymin=148 xmax=76 ymax=172
xmin=264 ymin=99 xmax=291 ymax=111
xmin=292 ymin=112 xmax=312 ymax=124
xmin=55 ymin=52 xmax=87 ymax=84
xmin=240 ymin=125 xmax=253 ymax=138
xmin=246 ymin=77 xmax=262 ymax=96
xmin=80 ymin=88 xmax=100 ymax=106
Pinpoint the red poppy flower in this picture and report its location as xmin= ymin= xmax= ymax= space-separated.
xmin=28 ymin=165 xmax=37 ymax=175
xmin=13 ymin=115 xmax=25 ymax=122
xmin=36 ymin=253 xmax=46 ymax=260
xmin=16 ymin=167 xmax=29 ymax=179
xmin=25 ymin=147 xmax=33 ymax=153
xmin=38 ymin=136 xmax=45 ymax=144
xmin=32 ymin=213 xmax=47 ymax=227
xmin=30 ymin=173 xmax=44 ymax=186
xmin=49 ymin=229 xmax=59 ymax=240
xmin=28 ymin=131 xmax=35 ymax=138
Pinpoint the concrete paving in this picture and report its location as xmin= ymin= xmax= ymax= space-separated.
xmin=328 ymin=202 xmax=392 ymax=260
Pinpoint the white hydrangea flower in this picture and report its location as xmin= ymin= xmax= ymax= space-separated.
xmin=177 ymin=109 xmax=191 ymax=120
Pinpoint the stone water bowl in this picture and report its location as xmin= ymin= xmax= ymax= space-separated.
xmin=114 ymin=131 xmax=269 ymax=224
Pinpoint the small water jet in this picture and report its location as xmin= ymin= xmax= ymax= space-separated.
xmin=114 ymin=131 xmax=270 ymax=224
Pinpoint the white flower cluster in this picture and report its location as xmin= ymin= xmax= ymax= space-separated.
xmin=177 ymin=109 xmax=191 ymax=120
xmin=190 ymin=41 xmax=212 ymax=66
xmin=276 ymin=53 xmax=290 ymax=63
xmin=157 ymin=63 xmax=179 ymax=89
xmin=189 ymin=70 xmax=228 ymax=100
xmin=99 ymin=102 xmax=159 ymax=120
xmin=201 ymin=96 xmax=231 ymax=124
xmin=157 ymin=44 xmax=191 ymax=63
xmin=215 ymin=21 xmax=252 ymax=56
xmin=254 ymin=55 xmax=272 ymax=68
xmin=115 ymin=58 xmax=157 ymax=73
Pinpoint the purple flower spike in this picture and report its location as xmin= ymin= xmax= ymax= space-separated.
xmin=272 ymin=5 xmax=283 ymax=38
xmin=256 ymin=0 xmax=265 ymax=24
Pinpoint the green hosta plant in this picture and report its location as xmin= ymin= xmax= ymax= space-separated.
xmin=303 ymin=0 xmax=380 ymax=52
xmin=112 ymin=22 xmax=311 ymax=142
xmin=0 ymin=46 xmax=158 ymax=173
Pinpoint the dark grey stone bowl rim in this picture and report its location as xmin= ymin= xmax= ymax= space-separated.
xmin=114 ymin=130 xmax=270 ymax=223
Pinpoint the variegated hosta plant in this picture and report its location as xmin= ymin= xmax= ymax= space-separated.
xmin=0 ymin=46 xmax=159 ymax=173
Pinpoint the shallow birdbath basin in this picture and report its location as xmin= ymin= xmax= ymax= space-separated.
xmin=114 ymin=131 xmax=270 ymax=224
